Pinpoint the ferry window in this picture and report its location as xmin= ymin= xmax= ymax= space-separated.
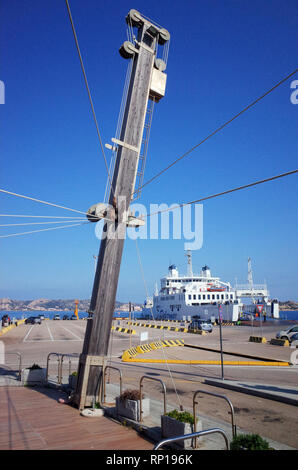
xmin=221 ymin=294 xmax=224 ymax=300
xmin=212 ymin=294 xmax=215 ymax=300
xmin=203 ymin=295 xmax=206 ymax=300
xmin=226 ymin=294 xmax=228 ymax=299
xmin=217 ymin=295 xmax=220 ymax=300
xmin=230 ymin=294 xmax=233 ymax=299
xmin=207 ymin=295 xmax=210 ymax=299
xmin=198 ymin=295 xmax=201 ymax=300
xmin=193 ymin=295 xmax=196 ymax=300
xmin=188 ymin=295 xmax=191 ymax=300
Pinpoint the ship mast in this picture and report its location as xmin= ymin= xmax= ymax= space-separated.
xmin=247 ymin=257 xmax=256 ymax=305
xmin=185 ymin=250 xmax=193 ymax=277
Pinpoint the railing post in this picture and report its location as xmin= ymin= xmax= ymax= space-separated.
xmin=139 ymin=376 xmax=167 ymax=423
xmin=46 ymin=353 xmax=61 ymax=384
xmin=102 ymin=366 xmax=123 ymax=405
xmin=3 ymin=352 xmax=22 ymax=380
xmin=193 ymin=389 xmax=236 ymax=448
xmin=58 ymin=353 xmax=79 ymax=386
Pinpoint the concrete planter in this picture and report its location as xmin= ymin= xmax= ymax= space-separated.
xmin=161 ymin=414 xmax=202 ymax=449
xmin=21 ymin=368 xmax=46 ymax=386
xmin=116 ymin=396 xmax=150 ymax=422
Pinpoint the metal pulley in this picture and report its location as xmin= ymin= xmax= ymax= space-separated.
xmin=119 ymin=40 xmax=139 ymax=59
xmin=125 ymin=8 xmax=170 ymax=45
xmin=86 ymin=202 xmax=145 ymax=227
xmin=126 ymin=9 xmax=143 ymax=27
xmin=86 ymin=203 xmax=115 ymax=223
xmin=158 ymin=28 xmax=170 ymax=45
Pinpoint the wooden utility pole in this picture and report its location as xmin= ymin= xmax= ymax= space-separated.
xmin=73 ymin=10 xmax=170 ymax=410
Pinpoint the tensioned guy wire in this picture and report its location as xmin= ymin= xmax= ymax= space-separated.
xmin=133 ymin=68 xmax=298 ymax=197
xmin=134 ymin=238 xmax=184 ymax=411
xmin=65 ymin=0 xmax=114 ymax=194
xmin=0 ymin=221 xmax=90 ymax=238
xmin=0 ymin=220 xmax=87 ymax=227
xmin=0 ymin=214 xmax=87 ymax=219
xmin=0 ymin=188 xmax=90 ymax=217
xmin=143 ymin=169 xmax=298 ymax=219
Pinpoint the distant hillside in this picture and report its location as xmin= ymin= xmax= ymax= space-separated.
xmin=279 ymin=300 xmax=298 ymax=311
xmin=0 ymin=298 xmax=142 ymax=312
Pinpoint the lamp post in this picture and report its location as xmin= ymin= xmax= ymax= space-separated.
xmin=218 ymin=304 xmax=224 ymax=380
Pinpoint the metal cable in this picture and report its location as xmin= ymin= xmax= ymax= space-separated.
xmin=134 ymin=238 xmax=183 ymax=410
xmin=65 ymin=0 xmax=114 ymax=194
xmin=104 ymin=58 xmax=134 ymax=203
xmin=0 ymin=214 xmax=86 ymax=219
xmin=0 ymin=188 xmax=88 ymax=216
xmin=0 ymin=220 xmax=87 ymax=227
xmin=143 ymin=169 xmax=298 ymax=219
xmin=0 ymin=221 xmax=90 ymax=238
xmin=133 ymin=68 xmax=298 ymax=197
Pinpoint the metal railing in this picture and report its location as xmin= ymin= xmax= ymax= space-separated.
xmin=46 ymin=352 xmax=79 ymax=385
xmin=60 ymin=353 xmax=79 ymax=384
xmin=154 ymin=427 xmax=229 ymax=450
xmin=3 ymin=352 xmax=22 ymax=379
xmin=102 ymin=366 xmax=123 ymax=404
xmin=193 ymin=389 xmax=236 ymax=448
xmin=46 ymin=353 xmax=61 ymax=383
xmin=139 ymin=375 xmax=167 ymax=422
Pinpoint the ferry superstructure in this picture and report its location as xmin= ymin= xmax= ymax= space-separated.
xmin=141 ymin=253 xmax=279 ymax=322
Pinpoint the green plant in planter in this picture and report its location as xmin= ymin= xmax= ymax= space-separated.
xmin=230 ymin=433 xmax=271 ymax=450
xmin=27 ymin=363 xmax=42 ymax=370
xmin=71 ymin=371 xmax=77 ymax=376
xmin=119 ymin=389 xmax=144 ymax=402
xmin=165 ymin=409 xmax=195 ymax=425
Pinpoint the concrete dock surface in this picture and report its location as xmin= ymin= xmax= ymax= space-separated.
xmin=0 ymin=319 xmax=297 ymax=449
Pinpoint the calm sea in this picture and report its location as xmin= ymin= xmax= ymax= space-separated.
xmin=278 ymin=310 xmax=298 ymax=321
xmin=0 ymin=310 xmax=141 ymax=321
xmin=1 ymin=310 xmax=298 ymax=322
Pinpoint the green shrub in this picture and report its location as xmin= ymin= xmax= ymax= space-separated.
xmin=71 ymin=371 xmax=77 ymax=376
xmin=230 ymin=433 xmax=271 ymax=450
xmin=165 ymin=409 xmax=195 ymax=425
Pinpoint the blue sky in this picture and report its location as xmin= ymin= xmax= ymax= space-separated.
xmin=0 ymin=0 xmax=297 ymax=303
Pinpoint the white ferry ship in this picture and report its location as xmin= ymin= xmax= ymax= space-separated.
xmin=141 ymin=253 xmax=279 ymax=322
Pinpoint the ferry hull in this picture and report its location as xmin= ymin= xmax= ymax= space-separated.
xmin=141 ymin=303 xmax=241 ymax=322
xmin=141 ymin=301 xmax=279 ymax=322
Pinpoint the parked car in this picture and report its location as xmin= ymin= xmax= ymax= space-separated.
xmin=63 ymin=315 xmax=69 ymax=320
xmin=70 ymin=314 xmax=77 ymax=320
xmin=276 ymin=325 xmax=298 ymax=341
xmin=188 ymin=320 xmax=213 ymax=333
xmin=1 ymin=314 xmax=9 ymax=326
xmin=53 ymin=314 xmax=60 ymax=320
xmin=289 ymin=333 xmax=298 ymax=346
xmin=38 ymin=314 xmax=45 ymax=320
xmin=25 ymin=316 xmax=41 ymax=325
